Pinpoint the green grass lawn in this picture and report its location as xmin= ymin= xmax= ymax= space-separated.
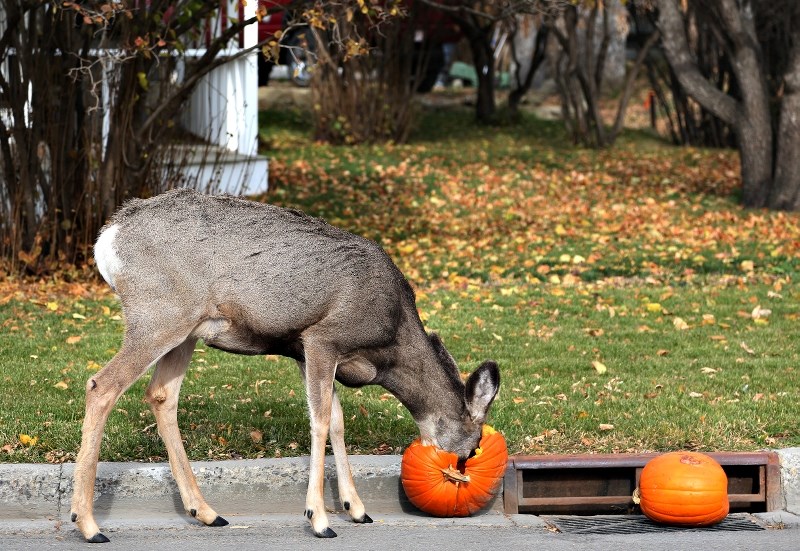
xmin=1 ymin=104 xmax=798 ymax=464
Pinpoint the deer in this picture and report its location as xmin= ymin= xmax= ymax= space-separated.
xmin=70 ymin=188 xmax=500 ymax=543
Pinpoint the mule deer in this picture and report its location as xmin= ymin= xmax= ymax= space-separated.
xmin=71 ymin=188 xmax=500 ymax=542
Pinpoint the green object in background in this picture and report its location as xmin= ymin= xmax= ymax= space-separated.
xmin=448 ymin=61 xmax=510 ymax=89
xmin=449 ymin=61 xmax=477 ymax=85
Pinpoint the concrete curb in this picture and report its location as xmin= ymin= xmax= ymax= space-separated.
xmin=1 ymin=449 xmax=798 ymax=530
xmin=778 ymin=448 xmax=800 ymax=514
xmin=0 ymin=455 xmax=500 ymax=525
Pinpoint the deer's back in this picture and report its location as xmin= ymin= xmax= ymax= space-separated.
xmin=96 ymin=189 xmax=411 ymax=356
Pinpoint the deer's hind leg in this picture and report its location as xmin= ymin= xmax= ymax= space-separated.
xmin=145 ymin=338 xmax=228 ymax=529
xmin=71 ymin=332 xmax=188 ymax=543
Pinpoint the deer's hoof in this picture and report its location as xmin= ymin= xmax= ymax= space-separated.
xmin=86 ymin=533 xmax=111 ymax=544
xmin=355 ymin=513 xmax=373 ymax=524
xmin=208 ymin=515 xmax=229 ymax=527
xmin=314 ymin=527 xmax=338 ymax=538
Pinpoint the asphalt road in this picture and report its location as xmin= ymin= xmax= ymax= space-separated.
xmin=2 ymin=513 xmax=799 ymax=551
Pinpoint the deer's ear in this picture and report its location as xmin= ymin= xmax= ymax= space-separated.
xmin=465 ymin=361 xmax=500 ymax=422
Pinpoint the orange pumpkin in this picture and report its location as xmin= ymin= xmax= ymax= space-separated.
xmin=401 ymin=425 xmax=508 ymax=517
xmin=636 ymin=451 xmax=729 ymax=526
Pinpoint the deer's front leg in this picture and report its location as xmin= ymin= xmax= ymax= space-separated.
xmin=330 ymin=388 xmax=371 ymax=525
xmin=301 ymin=344 xmax=337 ymax=538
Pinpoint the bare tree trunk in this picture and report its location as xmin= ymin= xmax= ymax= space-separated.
xmin=722 ymin=1 xmax=773 ymax=207
xmin=549 ymin=2 xmax=634 ymax=148
xmin=508 ymin=22 xmax=549 ymax=116
xmin=656 ymin=0 xmax=773 ymax=208
xmin=769 ymin=25 xmax=800 ymax=209
xmin=467 ymin=29 xmax=497 ymax=124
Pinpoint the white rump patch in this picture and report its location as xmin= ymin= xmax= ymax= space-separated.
xmin=94 ymin=224 xmax=122 ymax=289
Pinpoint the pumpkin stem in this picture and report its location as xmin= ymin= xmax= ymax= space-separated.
xmin=632 ymin=487 xmax=641 ymax=505
xmin=442 ymin=465 xmax=471 ymax=484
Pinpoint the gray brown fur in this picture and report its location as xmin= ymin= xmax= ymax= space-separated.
xmin=70 ymin=188 xmax=500 ymax=542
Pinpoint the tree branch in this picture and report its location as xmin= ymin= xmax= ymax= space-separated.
xmin=610 ymin=28 xmax=660 ymax=140
xmin=135 ymin=14 xmax=263 ymax=142
xmin=655 ymin=0 xmax=738 ymax=125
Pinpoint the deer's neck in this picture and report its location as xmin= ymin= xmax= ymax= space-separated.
xmin=378 ymin=330 xmax=464 ymax=443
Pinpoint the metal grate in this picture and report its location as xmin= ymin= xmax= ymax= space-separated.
xmin=543 ymin=513 xmax=766 ymax=534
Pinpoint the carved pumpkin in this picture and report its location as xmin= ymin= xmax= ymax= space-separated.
xmin=401 ymin=425 xmax=508 ymax=517
xmin=635 ymin=451 xmax=729 ymax=526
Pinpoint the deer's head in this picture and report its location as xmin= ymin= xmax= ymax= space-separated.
xmin=420 ymin=335 xmax=500 ymax=460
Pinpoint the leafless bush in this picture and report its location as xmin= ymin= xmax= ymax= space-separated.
xmin=307 ymin=2 xmax=423 ymax=144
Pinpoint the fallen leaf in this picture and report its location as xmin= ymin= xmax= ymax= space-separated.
xmin=740 ymin=341 xmax=755 ymax=355
xmin=689 ymin=391 xmax=704 ymax=398
xmin=646 ymin=302 xmax=662 ymax=313
xmin=19 ymin=434 xmax=38 ymax=446
xmin=591 ymin=361 xmax=607 ymax=374
xmin=66 ymin=336 xmax=82 ymax=345
xmin=598 ymin=424 xmax=614 ymax=431
xmin=700 ymin=367 xmax=718 ymax=374
xmin=673 ymin=317 xmax=689 ymax=330
xmin=54 ymin=381 xmax=69 ymax=390
xmin=751 ymin=305 xmax=771 ymax=319
xmin=250 ymin=429 xmax=263 ymax=443
xmin=513 ymin=397 xmax=526 ymax=404
xmin=656 ymin=349 xmax=669 ymax=357
xmin=46 ymin=301 xmax=58 ymax=311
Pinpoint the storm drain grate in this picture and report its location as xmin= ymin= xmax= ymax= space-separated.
xmin=543 ymin=513 xmax=766 ymax=534
xmin=504 ymin=452 xmax=781 ymax=515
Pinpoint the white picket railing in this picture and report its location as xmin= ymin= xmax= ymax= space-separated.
xmin=1 ymin=3 xmax=268 ymax=196
xmin=170 ymin=1 xmax=268 ymax=195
